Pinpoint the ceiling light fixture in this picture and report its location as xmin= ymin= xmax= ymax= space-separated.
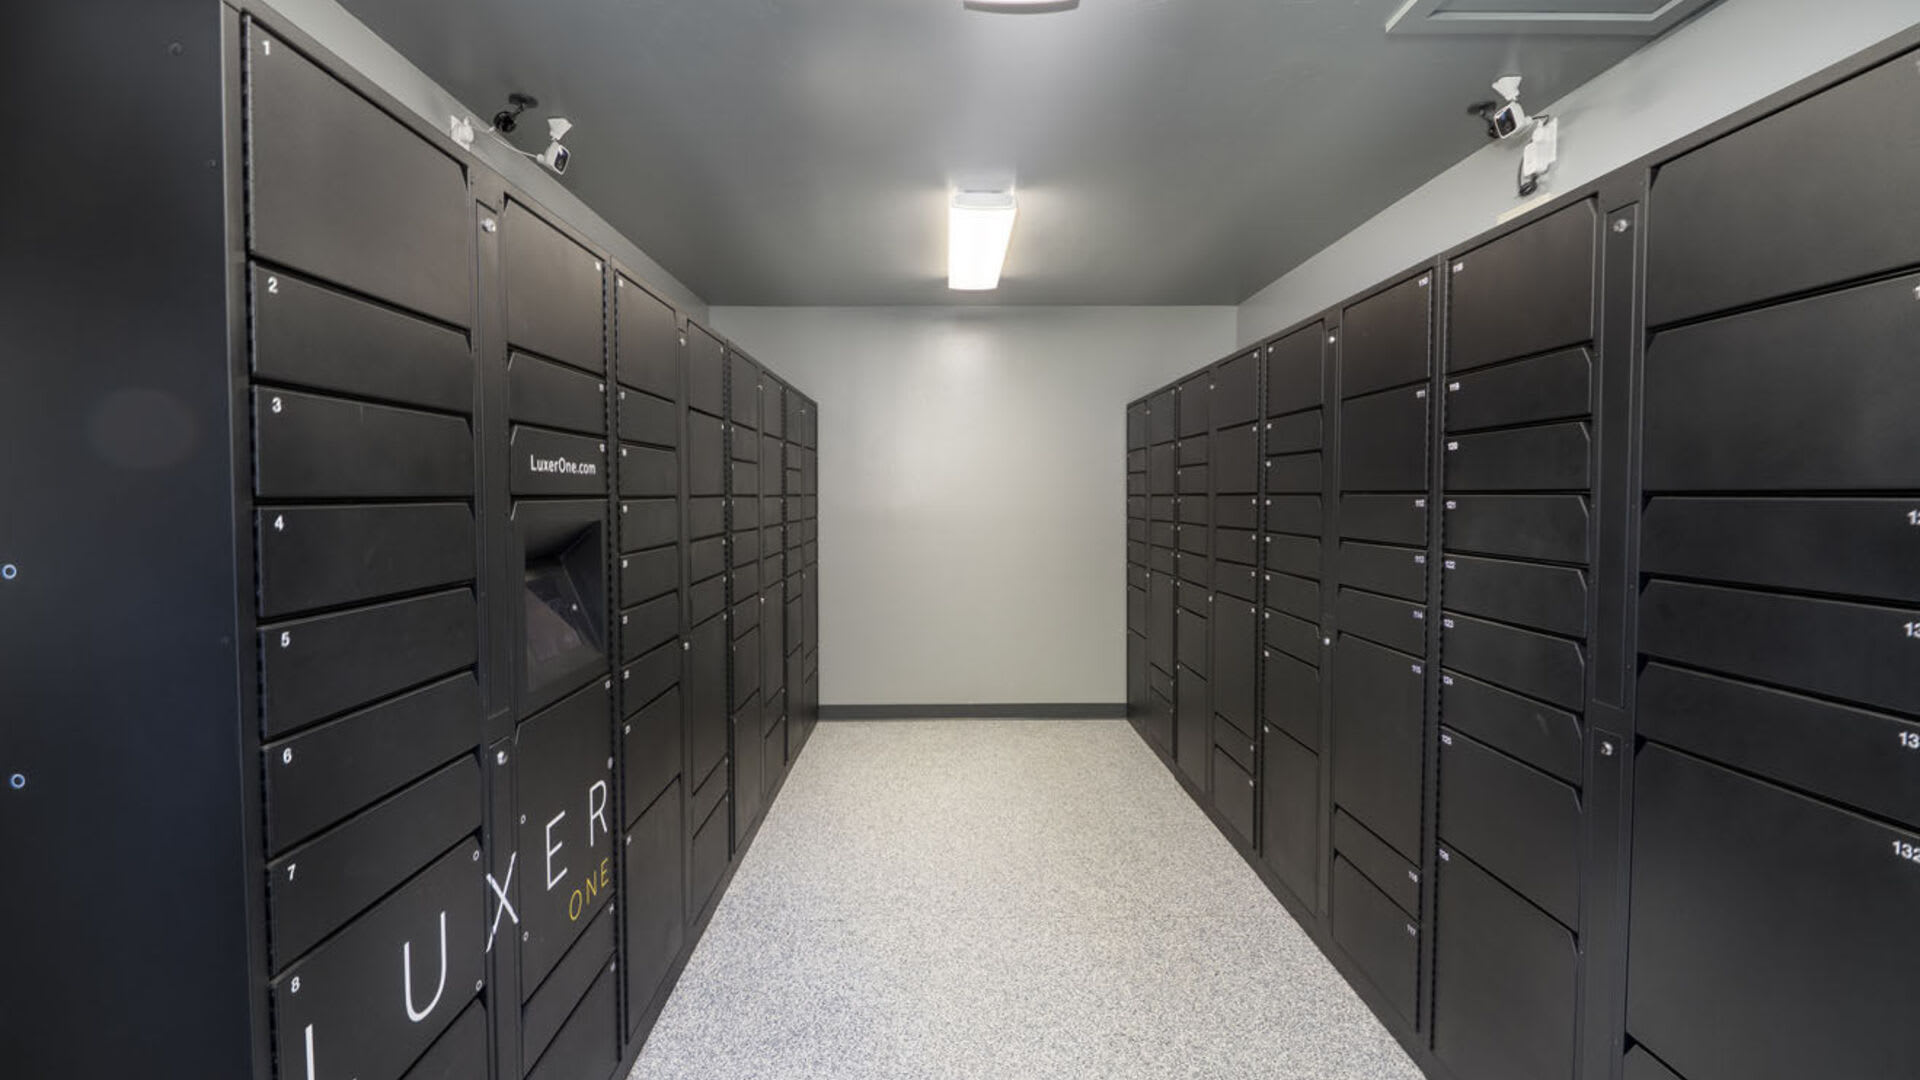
xmin=948 ymin=190 xmax=1018 ymax=291
xmin=963 ymin=0 xmax=1080 ymax=12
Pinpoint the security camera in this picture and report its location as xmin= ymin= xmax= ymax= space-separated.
xmin=538 ymin=117 xmax=573 ymax=175
xmin=1484 ymin=75 xmax=1530 ymax=140
xmin=1488 ymin=99 xmax=1530 ymax=140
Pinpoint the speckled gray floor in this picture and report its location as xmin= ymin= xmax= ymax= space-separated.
xmin=629 ymin=719 xmax=1424 ymax=1080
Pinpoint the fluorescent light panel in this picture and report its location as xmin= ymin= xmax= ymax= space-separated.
xmin=948 ymin=190 xmax=1018 ymax=291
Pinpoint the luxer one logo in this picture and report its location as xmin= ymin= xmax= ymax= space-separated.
xmin=529 ymin=454 xmax=598 ymax=477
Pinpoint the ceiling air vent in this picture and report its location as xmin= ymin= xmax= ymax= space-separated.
xmin=1385 ymin=0 xmax=1719 ymax=37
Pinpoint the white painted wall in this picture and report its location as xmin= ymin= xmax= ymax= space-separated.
xmin=1237 ymin=0 xmax=1920 ymax=344
xmin=711 ymin=307 xmax=1237 ymax=706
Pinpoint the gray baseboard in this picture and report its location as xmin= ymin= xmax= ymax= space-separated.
xmin=819 ymin=703 xmax=1128 ymax=720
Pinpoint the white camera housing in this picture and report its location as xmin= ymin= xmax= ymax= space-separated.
xmin=539 ymin=117 xmax=573 ymax=174
xmin=1490 ymin=99 xmax=1530 ymax=140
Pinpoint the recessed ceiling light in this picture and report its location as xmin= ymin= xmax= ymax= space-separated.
xmin=963 ymin=0 xmax=1081 ymax=13
xmin=949 ymin=190 xmax=1018 ymax=291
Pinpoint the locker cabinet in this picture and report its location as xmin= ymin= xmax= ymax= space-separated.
xmin=16 ymin=9 xmax=823 ymax=1079
xmin=1110 ymin=33 xmax=1920 ymax=1080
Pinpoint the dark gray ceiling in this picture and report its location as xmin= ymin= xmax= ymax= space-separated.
xmin=340 ymin=0 xmax=1649 ymax=305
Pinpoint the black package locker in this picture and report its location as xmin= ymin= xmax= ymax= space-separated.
xmin=2 ymin=9 xmax=822 ymax=1078
xmin=1146 ymin=386 xmax=1181 ymax=752
xmin=1432 ymin=200 xmax=1597 ymax=1080
xmin=496 ymin=193 xmax=620 ymax=1078
xmin=1209 ymin=348 xmax=1261 ymax=842
xmin=683 ymin=325 xmax=733 ymax=920
xmin=246 ymin=21 xmax=490 ymax=1080
xmin=611 ymin=269 xmax=688 ymax=1042
xmin=727 ymin=348 xmax=767 ymax=849
xmin=1625 ymin=49 xmax=1920 ymax=1080
xmin=1109 ymin=29 xmax=1920 ymax=1080
xmin=1328 ymin=271 xmax=1434 ymax=1021
xmin=1127 ymin=401 xmax=1152 ymax=740
xmin=1173 ymin=372 xmax=1214 ymax=793
xmin=1258 ymin=323 xmax=1332 ymax=913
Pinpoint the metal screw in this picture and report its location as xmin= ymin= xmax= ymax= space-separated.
xmin=8 ymin=774 xmax=23 ymax=790
xmin=476 ymin=980 xmax=485 ymax=992
xmin=496 ymin=751 xmax=508 ymax=765
xmin=1 ymin=564 xmax=15 ymax=580
xmin=523 ymin=931 xmax=530 ymax=942
xmin=1612 ymin=218 xmax=1632 ymax=234
xmin=1600 ymin=740 xmax=1617 ymax=757
xmin=520 ymin=814 xmax=527 ymax=825
xmin=471 ymin=849 xmax=481 ymax=862
xmin=480 ymin=218 xmax=497 ymax=233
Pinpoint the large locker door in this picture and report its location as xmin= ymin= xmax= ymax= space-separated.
xmin=1626 ymin=746 xmax=1920 ymax=1080
xmin=1330 ymin=637 xmax=1424 ymax=860
xmin=1646 ymin=50 xmax=1920 ymax=327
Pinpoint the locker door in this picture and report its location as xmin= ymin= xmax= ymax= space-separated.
xmin=1446 ymin=201 xmax=1595 ymax=373
xmin=1341 ymin=273 xmax=1431 ymax=398
xmin=1627 ymin=745 xmax=1920 ymax=1080
xmin=1212 ymin=599 xmax=1257 ymax=737
xmin=1331 ymin=637 xmax=1424 ymax=859
xmin=1433 ymin=847 xmax=1578 ymax=1080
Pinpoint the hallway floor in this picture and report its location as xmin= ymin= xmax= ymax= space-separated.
xmin=629 ymin=719 xmax=1424 ymax=1080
